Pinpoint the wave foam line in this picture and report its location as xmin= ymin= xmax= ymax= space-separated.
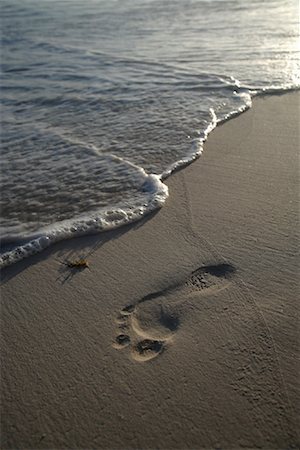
xmin=0 ymin=173 xmax=168 ymax=269
xmin=161 ymin=82 xmax=300 ymax=182
xmin=161 ymin=108 xmax=218 ymax=180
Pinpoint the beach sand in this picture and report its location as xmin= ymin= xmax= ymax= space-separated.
xmin=1 ymin=92 xmax=299 ymax=449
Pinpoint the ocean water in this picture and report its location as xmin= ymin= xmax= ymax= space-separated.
xmin=1 ymin=0 xmax=299 ymax=268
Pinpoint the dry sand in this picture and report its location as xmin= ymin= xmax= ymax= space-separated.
xmin=1 ymin=92 xmax=299 ymax=449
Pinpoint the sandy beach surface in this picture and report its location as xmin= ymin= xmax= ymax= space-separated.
xmin=1 ymin=92 xmax=299 ymax=449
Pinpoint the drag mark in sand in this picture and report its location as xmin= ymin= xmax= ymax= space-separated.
xmin=113 ymin=263 xmax=236 ymax=362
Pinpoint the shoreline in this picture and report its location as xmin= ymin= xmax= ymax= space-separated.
xmin=1 ymin=92 xmax=299 ymax=449
xmin=0 ymin=88 xmax=298 ymax=271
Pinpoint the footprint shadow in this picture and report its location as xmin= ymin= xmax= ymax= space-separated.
xmin=113 ymin=262 xmax=236 ymax=362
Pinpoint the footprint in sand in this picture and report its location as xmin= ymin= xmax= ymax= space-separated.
xmin=185 ymin=263 xmax=235 ymax=294
xmin=113 ymin=299 xmax=177 ymax=361
xmin=113 ymin=263 xmax=235 ymax=362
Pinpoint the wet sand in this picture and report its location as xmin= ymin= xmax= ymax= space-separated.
xmin=1 ymin=92 xmax=299 ymax=449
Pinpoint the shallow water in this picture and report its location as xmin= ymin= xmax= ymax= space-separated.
xmin=1 ymin=0 xmax=299 ymax=267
